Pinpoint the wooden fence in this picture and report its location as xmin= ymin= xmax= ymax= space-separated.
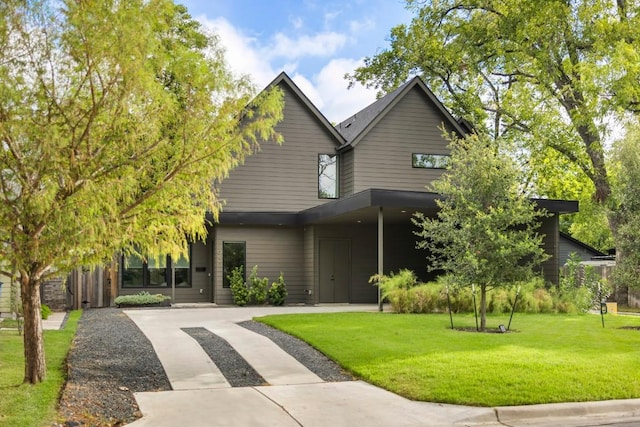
xmin=66 ymin=263 xmax=118 ymax=309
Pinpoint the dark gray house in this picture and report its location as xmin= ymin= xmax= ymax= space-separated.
xmin=558 ymin=232 xmax=606 ymax=265
xmin=117 ymin=72 xmax=578 ymax=304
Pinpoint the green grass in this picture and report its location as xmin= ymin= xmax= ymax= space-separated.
xmin=256 ymin=312 xmax=640 ymax=407
xmin=0 ymin=311 xmax=81 ymax=427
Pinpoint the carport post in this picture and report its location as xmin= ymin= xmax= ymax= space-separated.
xmin=378 ymin=206 xmax=383 ymax=312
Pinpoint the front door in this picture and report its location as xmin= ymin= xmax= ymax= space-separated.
xmin=319 ymin=239 xmax=350 ymax=303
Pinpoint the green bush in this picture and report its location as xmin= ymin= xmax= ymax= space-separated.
xmin=268 ymin=272 xmax=288 ymax=306
xmin=114 ymin=291 xmax=171 ymax=307
xmin=372 ymin=268 xmax=611 ymax=315
xmin=229 ymin=266 xmax=249 ymax=306
xmin=41 ymin=304 xmax=51 ymax=319
xmin=248 ymin=265 xmax=269 ymax=305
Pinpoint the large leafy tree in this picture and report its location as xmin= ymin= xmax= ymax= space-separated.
xmin=350 ymin=0 xmax=639 ymax=247
xmin=611 ymin=125 xmax=640 ymax=289
xmin=0 ymin=0 xmax=283 ymax=383
xmin=413 ymin=134 xmax=549 ymax=331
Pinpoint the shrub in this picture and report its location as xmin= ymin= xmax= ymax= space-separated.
xmin=41 ymin=304 xmax=51 ymax=319
xmin=229 ymin=266 xmax=249 ymax=306
xmin=114 ymin=291 xmax=171 ymax=307
xmin=268 ymin=272 xmax=287 ymax=306
xmin=248 ymin=265 xmax=269 ymax=305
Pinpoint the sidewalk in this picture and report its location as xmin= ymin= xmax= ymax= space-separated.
xmin=43 ymin=311 xmax=67 ymax=330
xmin=124 ymin=306 xmax=640 ymax=427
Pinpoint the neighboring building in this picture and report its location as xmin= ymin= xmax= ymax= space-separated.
xmin=0 ymin=273 xmax=12 ymax=317
xmin=558 ymin=231 xmax=606 ymax=265
xmin=116 ymin=72 xmax=578 ymax=305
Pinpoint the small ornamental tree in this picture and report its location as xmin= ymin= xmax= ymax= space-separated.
xmin=413 ymin=133 xmax=549 ymax=330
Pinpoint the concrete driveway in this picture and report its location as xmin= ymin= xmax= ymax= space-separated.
xmin=124 ymin=305 xmax=640 ymax=427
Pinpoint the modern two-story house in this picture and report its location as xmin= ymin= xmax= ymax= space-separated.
xmin=117 ymin=72 xmax=578 ymax=305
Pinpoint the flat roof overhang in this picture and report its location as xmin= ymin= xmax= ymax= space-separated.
xmin=211 ymin=189 xmax=579 ymax=226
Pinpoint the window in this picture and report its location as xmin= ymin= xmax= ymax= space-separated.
xmin=122 ymin=251 xmax=191 ymax=288
xmin=223 ymin=241 xmax=246 ymax=288
xmin=412 ymin=153 xmax=450 ymax=169
xmin=319 ymin=154 xmax=338 ymax=198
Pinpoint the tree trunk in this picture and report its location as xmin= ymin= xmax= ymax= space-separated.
xmin=480 ymin=284 xmax=487 ymax=331
xmin=21 ymin=274 xmax=46 ymax=384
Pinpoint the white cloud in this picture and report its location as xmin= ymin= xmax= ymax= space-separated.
xmin=194 ymin=16 xmax=377 ymax=123
xmin=289 ymin=16 xmax=304 ymax=30
xmin=197 ymin=16 xmax=276 ymax=88
xmin=312 ymin=58 xmax=377 ymax=123
xmin=268 ymin=32 xmax=347 ymax=59
xmin=348 ymin=18 xmax=375 ymax=36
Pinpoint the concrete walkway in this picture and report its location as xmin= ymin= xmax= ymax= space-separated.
xmin=43 ymin=311 xmax=68 ymax=330
xmin=124 ymin=306 xmax=640 ymax=427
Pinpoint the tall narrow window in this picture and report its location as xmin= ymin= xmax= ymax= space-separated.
xmin=147 ymin=255 xmax=167 ymax=287
xmin=319 ymin=154 xmax=338 ymax=198
xmin=122 ymin=253 xmax=145 ymax=288
xmin=223 ymin=242 xmax=246 ymax=288
xmin=412 ymin=153 xmax=450 ymax=169
xmin=173 ymin=251 xmax=191 ymax=288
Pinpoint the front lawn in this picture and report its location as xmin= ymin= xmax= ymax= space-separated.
xmin=0 ymin=311 xmax=81 ymax=427
xmin=256 ymin=312 xmax=640 ymax=407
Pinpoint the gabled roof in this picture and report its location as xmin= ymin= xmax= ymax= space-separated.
xmin=559 ymin=231 xmax=606 ymax=257
xmin=264 ymin=72 xmax=346 ymax=146
xmin=335 ymin=76 xmax=468 ymax=149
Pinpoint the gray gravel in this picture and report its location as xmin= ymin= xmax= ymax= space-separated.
xmin=58 ymin=308 xmax=172 ymax=426
xmin=182 ymin=327 xmax=267 ymax=387
xmin=58 ymin=308 xmax=353 ymax=426
xmin=239 ymin=320 xmax=354 ymax=382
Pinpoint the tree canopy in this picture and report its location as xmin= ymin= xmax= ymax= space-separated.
xmin=413 ymin=133 xmax=549 ymax=330
xmin=350 ymin=0 xmax=640 ymax=219
xmin=0 ymin=0 xmax=283 ymax=383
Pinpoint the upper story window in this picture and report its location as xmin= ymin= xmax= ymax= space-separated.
xmin=318 ymin=154 xmax=338 ymax=199
xmin=412 ymin=153 xmax=450 ymax=169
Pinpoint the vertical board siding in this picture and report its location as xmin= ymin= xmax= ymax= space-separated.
xmin=384 ymin=223 xmax=434 ymax=282
xmin=213 ymin=226 xmax=305 ymax=305
xmin=314 ymin=224 xmax=378 ymax=303
xmin=217 ymin=85 xmax=340 ymax=212
xmin=352 ymin=88 xmax=456 ymax=193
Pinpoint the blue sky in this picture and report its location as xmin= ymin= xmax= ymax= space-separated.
xmin=179 ymin=0 xmax=413 ymax=122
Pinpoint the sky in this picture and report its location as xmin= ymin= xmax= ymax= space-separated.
xmin=178 ymin=0 xmax=413 ymax=123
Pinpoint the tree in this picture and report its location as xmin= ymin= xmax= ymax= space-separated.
xmin=413 ymin=133 xmax=549 ymax=331
xmin=0 ymin=0 xmax=283 ymax=384
xmin=611 ymin=125 xmax=640 ymax=289
xmin=349 ymin=0 xmax=639 ymax=248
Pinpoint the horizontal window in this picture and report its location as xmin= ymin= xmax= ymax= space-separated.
xmin=122 ymin=250 xmax=191 ymax=288
xmin=412 ymin=153 xmax=449 ymax=169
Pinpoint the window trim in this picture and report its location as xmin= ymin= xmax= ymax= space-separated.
xmin=412 ymin=153 xmax=450 ymax=169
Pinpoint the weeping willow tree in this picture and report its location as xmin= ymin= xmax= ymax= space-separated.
xmin=0 ymin=0 xmax=283 ymax=384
